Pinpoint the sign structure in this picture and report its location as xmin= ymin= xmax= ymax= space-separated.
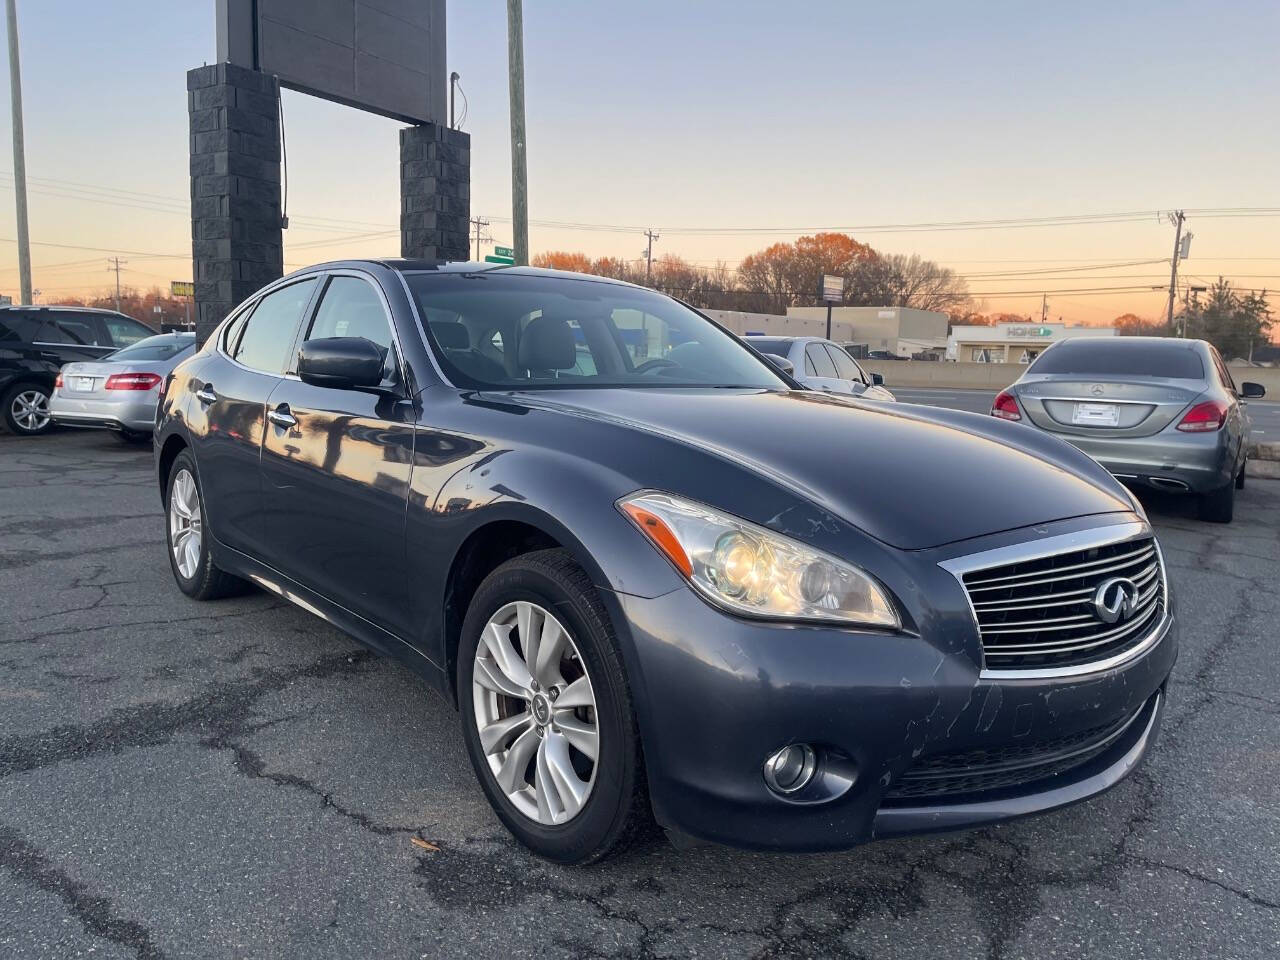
xmin=1007 ymin=326 xmax=1054 ymax=338
xmin=494 ymin=246 xmax=514 ymax=258
xmin=484 ymin=255 xmax=515 ymax=265
xmin=216 ymin=0 xmax=446 ymax=125
xmin=170 ymin=281 xmax=194 ymax=298
xmin=821 ymin=274 xmax=844 ymax=303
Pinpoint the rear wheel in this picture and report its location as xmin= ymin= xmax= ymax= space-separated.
xmin=2 ymin=382 xmax=53 ymax=436
xmin=115 ymin=428 xmax=150 ymax=445
xmin=457 ymin=549 xmax=648 ymax=864
xmin=165 ymin=451 xmax=246 ymax=600
xmin=1198 ymin=480 xmax=1235 ymax=523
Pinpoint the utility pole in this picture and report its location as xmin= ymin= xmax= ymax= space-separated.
xmin=469 ymin=216 xmax=489 ymax=261
xmin=644 ymin=229 xmax=659 ymax=284
xmin=1166 ymin=210 xmax=1185 ymax=333
xmin=5 ymin=0 xmax=31 ymax=305
xmin=506 ymin=0 xmax=529 ymax=266
xmin=1040 ymin=293 xmax=1048 ymax=324
xmin=107 ymin=257 xmax=126 ymax=312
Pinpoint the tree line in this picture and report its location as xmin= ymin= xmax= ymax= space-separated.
xmin=53 ymin=286 xmax=191 ymax=330
xmin=1113 ymin=279 xmax=1273 ymax=360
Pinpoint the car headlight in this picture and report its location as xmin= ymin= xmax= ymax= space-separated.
xmin=618 ymin=491 xmax=899 ymax=628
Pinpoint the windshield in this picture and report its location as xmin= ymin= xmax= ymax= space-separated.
xmin=404 ymin=272 xmax=787 ymax=390
xmin=107 ymin=334 xmax=195 ymax=362
xmin=1029 ymin=339 xmax=1204 ymax=379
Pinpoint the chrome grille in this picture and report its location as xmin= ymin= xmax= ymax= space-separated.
xmin=961 ymin=535 xmax=1165 ymax=671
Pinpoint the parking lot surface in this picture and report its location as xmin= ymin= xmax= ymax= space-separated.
xmin=2 ymin=430 xmax=1278 ymax=960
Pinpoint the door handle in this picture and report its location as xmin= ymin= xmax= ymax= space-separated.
xmin=267 ymin=405 xmax=297 ymax=429
xmin=195 ymin=386 xmax=217 ymax=405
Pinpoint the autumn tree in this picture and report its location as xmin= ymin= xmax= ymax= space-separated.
xmin=531 ymin=251 xmax=595 ymax=273
xmin=874 ymin=253 xmax=971 ymax=313
xmin=1113 ymin=313 xmax=1167 ymax=337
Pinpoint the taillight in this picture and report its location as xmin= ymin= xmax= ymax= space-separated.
xmin=55 ymin=373 xmax=64 ymax=389
xmin=104 ymin=372 xmax=163 ymax=391
xmin=991 ymin=390 xmax=1022 ymax=421
xmin=1176 ymin=400 xmax=1227 ymax=432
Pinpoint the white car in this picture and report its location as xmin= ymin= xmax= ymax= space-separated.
xmin=745 ymin=335 xmax=896 ymax=401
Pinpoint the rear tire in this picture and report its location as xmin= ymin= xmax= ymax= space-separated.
xmin=165 ymin=451 xmax=246 ymax=600
xmin=2 ymin=381 xmax=53 ymax=436
xmin=1198 ymin=480 xmax=1235 ymax=523
xmin=115 ymin=428 xmax=150 ymax=445
xmin=457 ymin=548 xmax=648 ymax=864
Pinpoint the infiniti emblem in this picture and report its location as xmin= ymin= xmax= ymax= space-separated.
xmin=1092 ymin=577 xmax=1139 ymax=624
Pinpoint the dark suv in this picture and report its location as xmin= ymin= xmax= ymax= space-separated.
xmin=0 ymin=306 xmax=156 ymax=435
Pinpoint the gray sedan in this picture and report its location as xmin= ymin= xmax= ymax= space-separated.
xmin=50 ymin=332 xmax=196 ymax=441
xmin=745 ymin=335 xmax=896 ymax=400
xmin=993 ymin=336 xmax=1264 ymax=522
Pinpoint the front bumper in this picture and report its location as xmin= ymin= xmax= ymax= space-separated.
xmin=611 ymin=583 xmax=1176 ymax=852
xmin=1045 ymin=429 xmax=1231 ymax=494
xmin=50 ymin=393 xmax=158 ymax=433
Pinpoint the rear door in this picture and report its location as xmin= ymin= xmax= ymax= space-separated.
xmin=259 ymin=272 xmax=417 ymax=637
xmin=190 ymin=277 xmax=319 ymax=560
xmin=35 ymin=314 xmax=115 ymax=364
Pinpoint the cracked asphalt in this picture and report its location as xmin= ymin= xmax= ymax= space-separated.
xmin=2 ymin=429 xmax=1278 ymax=960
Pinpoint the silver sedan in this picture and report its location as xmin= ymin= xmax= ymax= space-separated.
xmin=50 ymin=332 xmax=196 ymax=441
xmin=745 ymin=335 xmax=896 ymax=400
xmin=993 ymin=336 xmax=1264 ymax=523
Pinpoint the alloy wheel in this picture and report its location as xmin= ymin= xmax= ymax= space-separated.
xmin=471 ymin=600 xmax=599 ymax=825
xmin=168 ymin=468 xmax=203 ymax=579
xmin=11 ymin=389 xmax=50 ymax=433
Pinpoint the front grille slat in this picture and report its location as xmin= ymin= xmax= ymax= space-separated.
xmin=959 ymin=534 xmax=1166 ymax=671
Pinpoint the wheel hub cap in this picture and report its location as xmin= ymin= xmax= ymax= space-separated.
xmin=12 ymin=389 xmax=50 ymax=432
xmin=168 ymin=468 xmax=203 ymax=580
xmin=471 ymin=600 xmax=600 ymax=825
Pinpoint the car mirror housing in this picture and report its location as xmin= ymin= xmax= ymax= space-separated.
xmin=298 ymin=337 xmax=387 ymax=391
xmin=762 ymin=353 xmax=795 ymax=376
xmin=1241 ymin=381 xmax=1266 ymax=400
xmin=871 ymin=372 xmax=885 ymax=386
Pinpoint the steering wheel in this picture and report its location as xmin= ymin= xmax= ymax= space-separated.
xmin=634 ymin=358 xmax=679 ymax=375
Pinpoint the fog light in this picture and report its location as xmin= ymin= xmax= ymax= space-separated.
xmin=763 ymin=743 xmax=818 ymax=795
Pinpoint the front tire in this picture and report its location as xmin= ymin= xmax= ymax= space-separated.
xmin=457 ymin=549 xmax=648 ymax=864
xmin=2 ymin=381 xmax=53 ymax=436
xmin=1198 ymin=480 xmax=1235 ymax=523
xmin=165 ymin=451 xmax=246 ymax=600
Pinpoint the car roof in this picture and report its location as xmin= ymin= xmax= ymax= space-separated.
xmin=0 ymin=304 xmax=138 ymax=318
xmin=290 ymin=259 xmax=643 ymax=289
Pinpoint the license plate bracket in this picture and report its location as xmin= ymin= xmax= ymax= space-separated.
xmin=1072 ymin=402 xmax=1120 ymax=427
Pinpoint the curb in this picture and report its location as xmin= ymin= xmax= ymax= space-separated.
xmin=1248 ymin=441 xmax=1280 ymax=462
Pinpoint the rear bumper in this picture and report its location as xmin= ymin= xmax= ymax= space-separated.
xmin=50 ymin=394 xmax=157 ymax=433
xmin=1049 ymin=430 xmax=1232 ymax=494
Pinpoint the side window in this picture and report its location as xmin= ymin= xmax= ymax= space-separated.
xmin=825 ymin=344 xmax=863 ymax=382
xmin=54 ymin=317 xmax=106 ymax=346
xmin=1211 ymin=348 xmax=1236 ymax=394
xmin=35 ymin=319 xmax=72 ymax=344
xmin=103 ymin=315 xmax=153 ymax=347
xmin=232 ymin=279 xmax=317 ymax=374
xmin=306 ymin=276 xmax=396 ymax=380
xmin=805 ymin=343 xmax=838 ymax=378
xmin=223 ymin=303 xmax=255 ymax=354
xmin=0 ymin=312 xmax=40 ymax=342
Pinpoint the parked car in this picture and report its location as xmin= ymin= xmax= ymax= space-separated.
xmin=992 ymin=337 xmax=1264 ymax=523
xmin=0 ymin=306 xmax=157 ymax=436
xmin=744 ymin=335 xmax=895 ymax=400
xmin=50 ymin=332 xmax=196 ymax=442
xmin=156 ymin=261 xmax=1174 ymax=864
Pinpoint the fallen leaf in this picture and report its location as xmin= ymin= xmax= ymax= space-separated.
xmin=411 ymin=837 xmax=441 ymax=852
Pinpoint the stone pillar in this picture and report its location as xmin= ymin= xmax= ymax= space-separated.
xmin=400 ymin=124 xmax=470 ymax=262
xmin=187 ymin=63 xmax=284 ymax=345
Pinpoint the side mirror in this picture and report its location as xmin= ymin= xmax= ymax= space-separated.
xmin=762 ymin=353 xmax=795 ymax=376
xmin=1241 ymin=381 xmax=1266 ymax=399
xmin=298 ymin=337 xmax=386 ymax=390
xmin=871 ymin=373 xmax=885 ymax=386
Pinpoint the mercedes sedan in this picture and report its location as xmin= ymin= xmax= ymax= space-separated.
xmin=991 ymin=337 xmax=1264 ymax=523
xmin=155 ymin=261 xmax=1175 ymax=863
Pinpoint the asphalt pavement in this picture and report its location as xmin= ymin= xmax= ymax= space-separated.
xmin=2 ymin=430 xmax=1279 ymax=960
xmin=892 ymin=385 xmax=1280 ymax=439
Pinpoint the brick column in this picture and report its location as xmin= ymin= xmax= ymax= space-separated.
xmin=400 ymin=124 xmax=470 ymax=262
xmin=187 ymin=63 xmax=283 ymax=345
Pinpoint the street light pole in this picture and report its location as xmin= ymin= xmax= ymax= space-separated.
xmin=5 ymin=0 xmax=32 ymax=305
xmin=506 ymin=0 xmax=529 ymax=266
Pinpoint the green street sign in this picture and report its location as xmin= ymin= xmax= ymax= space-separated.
xmin=485 ymin=255 xmax=515 ymax=265
xmin=494 ymin=246 xmax=514 ymax=257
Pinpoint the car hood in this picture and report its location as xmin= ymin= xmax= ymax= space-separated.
xmin=502 ymin=387 xmax=1132 ymax=550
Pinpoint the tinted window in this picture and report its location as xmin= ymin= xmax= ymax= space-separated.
xmin=1209 ymin=347 xmax=1236 ymax=393
xmin=43 ymin=316 xmax=106 ymax=346
xmin=233 ymin=279 xmax=316 ymax=373
xmin=307 ymin=277 xmax=393 ymax=351
xmin=746 ymin=337 xmax=792 ymax=356
xmin=108 ymin=334 xmax=195 ymax=362
xmin=103 ymin=314 xmax=154 ymax=347
xmin=0 ymin=311 xmax=40 ymax=342
xmin=805 ymin=343 xmax=838 ymax=378
xmin=825 ymin=344 xmax=863 ymax=382
xmin=1028 ymin=339 xmax=1204 ymax=379
xmin=405 ymin=273 xmax=784 ymax=390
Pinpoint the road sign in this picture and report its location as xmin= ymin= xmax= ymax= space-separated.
xmin=494 ymin=246 xmax=514 ymax=258
xmin=485 ymin=255 xmax=515 ymax=265
xmin=171 ymin=281 xmax=194 ymax=297
xmin=821 ymin=274 xmax=843 ymax=302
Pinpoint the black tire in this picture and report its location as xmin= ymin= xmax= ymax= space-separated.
xmin=114 ymin=428 xmax=151 ymax=445
xmin=164 ymin=450 xmax=246 ymax=600
xmin=1198 ymin=480 xmax=1235 ymax=523
xmin=457 ymin=548 xmax=648 ymax=865
xmin=2 ymin=381 xmax=54 ymax=436
xmin=1236 ymin=459 xmax=1246 ymax=490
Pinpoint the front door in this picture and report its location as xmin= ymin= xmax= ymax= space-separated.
xmin=259 ymin=273 xmax=417 ymax=639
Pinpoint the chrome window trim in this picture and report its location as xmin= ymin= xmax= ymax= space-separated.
xmin=216 ymin=275 xmax=321 ymax=377
xmin=393 ymin=269 xmax=459 ymax=389
xmin=939 ymin=521 xmax=1172 ymax=680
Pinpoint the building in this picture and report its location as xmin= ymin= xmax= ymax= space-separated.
xmin=947 ymin=322 xmax=1118 ymax=364
xmin=784 ymin=306 xmax=950 ymax=358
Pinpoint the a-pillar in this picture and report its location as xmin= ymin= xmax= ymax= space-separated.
xmin=187 ymin=63 xmax=283 ymax=345
xmin=400 ymin=124 xmax=470 ymax=262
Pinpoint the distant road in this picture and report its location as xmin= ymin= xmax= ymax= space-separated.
xmin=892 ymin=386 xmax=1280 ymax=439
